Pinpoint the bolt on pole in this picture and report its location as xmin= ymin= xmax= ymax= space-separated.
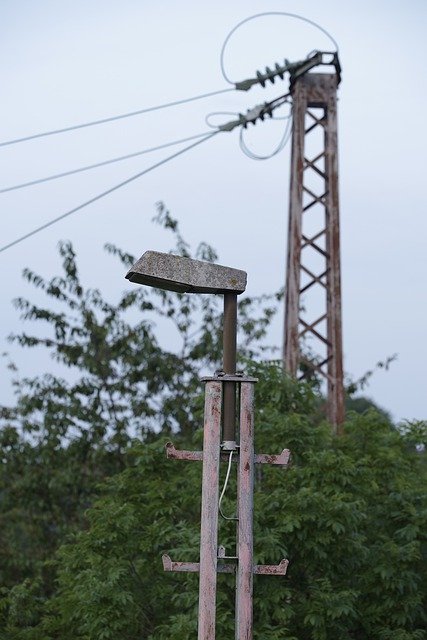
xmin=126 ymin=251 xmax=291 ymax=638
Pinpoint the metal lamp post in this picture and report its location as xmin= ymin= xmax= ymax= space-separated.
xmin=126 ymin=250 xmax=291 ymax=640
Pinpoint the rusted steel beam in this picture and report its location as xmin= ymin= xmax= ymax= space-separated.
xmin=162 ymin=555 xmax=235 ymax=574
xmin=165 ymin=442 xmax=203 ymax=461
xmin=302 ymin=184 xmax=327 ymax=203
xmin=301 ymin=235 xmax=329 ymax=258
xmin=254 ymin=559 xmax=289 ymax=575
xmin=162 ymin=555 xmax=289 ymax=576
xmin=163 ymin=556 xmax=201 ymax=573
xmin=323 ymin=78 xmax=345 ymax=432
xmin=299 ymin=314 xmax=327 ymax=335
xmin=198 ymin=380 xmax=222 ymax=640
xmin=236 ymin=381 xmax=255 ymax=639
xmin=165 ymin=443 xmax=290 ymax=466
xmin=304 ymin=150 xmax=326 ymax=173
xmin=283 ymin=74 xmax=305 ymax=374
xmin=299 ymin=320 xmax=331 ymax=346
xmin=254 ymin=449 xmax=290 ymax=466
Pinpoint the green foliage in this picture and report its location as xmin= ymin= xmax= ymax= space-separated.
xmin=345 ymin=395 xmax=392 ymax=422
xmin=0 ymin=205 xmax=279 ymax=636
xmin=0 ymin=206 xmax=425 ymax=638
xmin=8 ymin=367 xmax=422 ymax=640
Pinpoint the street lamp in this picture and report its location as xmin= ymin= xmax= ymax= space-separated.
xmin=126 ymin=250 xmax=289 ymax=640
xmin=126 ymin=250 xmax=246 ymax=450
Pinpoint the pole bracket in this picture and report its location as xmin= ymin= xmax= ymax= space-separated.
xmin=165 ymin=442 xmax=290 ymax=467
xmin=162 ymin=554 xmax=288 ymax=576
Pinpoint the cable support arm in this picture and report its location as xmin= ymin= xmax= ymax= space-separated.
xmin=289 ymin=51 xmax=341 ymax=87
xmin=234 ymin=51 xmax=341 ymax=92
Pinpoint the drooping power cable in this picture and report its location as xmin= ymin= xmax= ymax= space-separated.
xmin=0 ymin=131 xmax=219 ymax=254
xmin=219 ymin=450 xmax=238 ymax=521
xmin=220 ymin=11 xmax=339 ymax=85
xmin=205 ymin=112 xmax=240 ymax=130
xmin=0 ymin=89 xmax=233 ymax=148
xmin=239 ymin=106 xmax=293 ymax=160
xmin=0 ymin=131 xmax=214 ymax=194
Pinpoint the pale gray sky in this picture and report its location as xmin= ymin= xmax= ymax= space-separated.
xmin=1 ymin=0 xmax=426 ymax=422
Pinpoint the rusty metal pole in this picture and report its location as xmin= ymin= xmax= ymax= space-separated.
xmin=283 ymin=89 xmax=305 ymax=375
xmin=283 ymin=72 xmax=345 ymax=431
xmin=235 ymin=381 xmax=255 ymax=639
xmin=198 ymin=380 xmax=222 ymax=639
xmin=324 ymin=91 xmax=345 ymax=432
xmin=222 ymin=292 xmax=237 ymax=449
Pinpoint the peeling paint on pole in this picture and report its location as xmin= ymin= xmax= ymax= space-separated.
xmin=198 ymin=380 xmax=222 ymax=640
xmin=236 ymin=382 xmax=255 ymax=640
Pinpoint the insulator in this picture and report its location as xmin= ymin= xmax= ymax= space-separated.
xmin=275 ymin=63 xmax=284 ymax=80
xmin=240 ymin=113 xmax=248 ymax=129
xmin=256 ymin=70 xmax=266 ymax=88
xmin=253 ymin=60 xmax=289 ymax=88
xmin=264 ymin=66 xmax=275 ymax=84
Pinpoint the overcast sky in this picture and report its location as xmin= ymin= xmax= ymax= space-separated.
xmin=1 ymin=0 xmax=426 ymax=422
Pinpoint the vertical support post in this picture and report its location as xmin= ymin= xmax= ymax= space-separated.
xmin=236 ymin=381 xmax=255 ymax=640
xmin=223 ymin=292 xmax=238 ymax=448
xmin=198 ymin=380 xmax=222 ymax=640
xmin=324 ymin=90 xmax=345 ymax=432
xmin=283 ymin=72 xmax=345 ymax=431
xmin=283 ymin=83 xmax=306 ymax=373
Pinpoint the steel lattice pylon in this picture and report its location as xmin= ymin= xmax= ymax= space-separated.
xmin=283 ymin=72 xmax=344 ymax=430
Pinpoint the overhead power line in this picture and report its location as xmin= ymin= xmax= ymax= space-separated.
xmin=1 ymin=94 xmax=292 ymax=195
xmin=0 ymin=89 xmax=233 ymax=148
xmin=0 ymin=131 xmax=213 ymax=194
xmin=0 ymin=131 xmax=219 ymax=254
xmin=0 ymin=13 xmax=339 ymax=151
xmin=239 ymin=114 xmax=292 ymax=160
xmin=0 ymin=91 xmax=295 ymax=255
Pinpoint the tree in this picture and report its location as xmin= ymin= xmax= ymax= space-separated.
xmin=2 ymin=363 xmax=424 ymax=640
xmin=0 ymin=204 xmax=277 ymax=631
xmin=0 ymin=205 xmax=425 ymax=638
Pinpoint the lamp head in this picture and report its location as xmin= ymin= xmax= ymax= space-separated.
xmin=126 ymin=251 xmax=247 ymax=294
